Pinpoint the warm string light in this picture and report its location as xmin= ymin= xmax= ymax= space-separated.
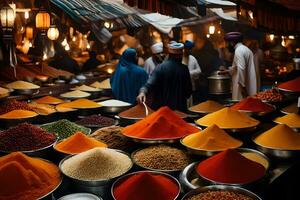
xmin=87 ymin=43 xmax=91 ymax=49
xmin=288 ymin=35 xmax=295 ymax=40
xmin=61 ymin=38 xmax=67 ymax=46
xmin=281 ymin=36 xmax=286 ymax=47
xmin=208 ymin=25 xmax=215 ymax=35
xmin=24 ymin=11 xmax=29 ymax=19
xmin=269 ymin=34 xmax=274 ymax=41
xmin=65 ymin=44 xmax=70 ymax=51
xmin=206 ymin=34 xmax=210 ymax=38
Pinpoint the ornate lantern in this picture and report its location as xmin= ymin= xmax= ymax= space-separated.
xmin=0 ymin=6 xmax=15 ymax=31
xmin=47 ymin=25 xmax=59 ymax=40
xmin=35 ymin=10 xmax=50 ymax=30
xmin=25 ymin=26 xmax=34 ymax=40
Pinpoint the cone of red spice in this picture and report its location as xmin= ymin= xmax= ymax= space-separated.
xmin=278 ymin=77 xmax=300 ymax=92
xmin=119 ymin=104 xmax=154 ymax=119
xmin=196 ymin=149 xmax=265 ymax=184
xmin=122 ymin=106 xmax=199 ymax=140
xmin=113 ymin=171 xmax=180 ymax=200
xmin=231 ymin=97 xmax=274 ymax=113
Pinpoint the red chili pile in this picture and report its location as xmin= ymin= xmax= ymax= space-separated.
xmin=196 ymin=149 xmax=265 ymax=184
xmin=186 ymin=190 xmax=254 ymax=200
xmin=0 ymin=99 xmax=32 ymax=115
xmin=76 ymin=115 xmax=115 ymax=127
xmin=254 ymin=89 xmax=284 ymax=102
xmin=231 ymin=97 xmax=274 ymax=113
xmin=113 ymin=172 xmax=179 ymax=200
xmin=0 ymin=123 xmax=56 ymax=151
xmin=278 ymin=77 xmax=300 ymax=92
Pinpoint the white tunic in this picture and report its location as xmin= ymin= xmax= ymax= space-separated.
xmin=253 ymin=48 xmax=263 ymax=91
xmin=144 ymin=57 xmax=157 ymax=76
xmin=230 ymin=43 xmax=257 ymax=100
xmin=183 ymin=55 xmax=202 ymax=91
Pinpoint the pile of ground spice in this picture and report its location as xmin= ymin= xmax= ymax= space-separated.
xmin=278 ymin=77 xmax=300 ymax=92
xmin=186 ymin=190 xmax=254 ymax=200
xmin=28 ymin=103 xmax=56 ymax=115
xmin=281 ymin=103 xmax=297 ymax=114
xmin=113 ymin=172 xmax=179 ymax=200
xmin=0 ymin=123 xmax=56 ymax=152
xmin=55 ymin=132 xmax=107 ymax=154
xmin=100 ymin=99 xmax=131 ymax=107
xmin=122 ymin=106 xmax=199 ymax=140
xmin=61 ymin=148 xmax=132 ymax=180
xmin=90 ymin=126 xmax=131 ymax=150
xmin=76 ymin=115 xmax=115 ymax=127
xmin=41 ymin=119 xmax=90 ymax=139
xmin=182 ymin=124 xmax=242 ymax=151
xmin=55 ymin=104 xmax=77 ymax=113
xmin=6 ymin=80 xmax=40 ymax=89
xmin=196 ymin=149 xmax=265 ymax=184
xmin=119 ymin=104 xmax=154 ymax=119
xmin=0 ymin=99 xmax=33 ymax=115
xmin=274 ymin=113 xmax=300 ymax=127
xmin=133 ymin=145 xmax=190 ymax=170
xmin=71 ymin=85 xmax=101 ymax=92
xmin=0 ymin=87 xmax=9 ymax=98
xmin=90 ymin=79 xmax=111 ymax=89
xmin=196 ymin=107 xmax=259 ymax=129
xmin=189 ymin=100 xmax=225 ymax=113
xmin=254 ymin=88 xmax=284 ymax=102
xmin=60 ymin=90 xmax=91 ymax=98
xmin=0 ymin=109 xmax=38 ymax=119
xmin=231 ymin=97 xmax=274 ymax=113
xmin=34 ymin=95 xmax=64 ymax=105
xmin=59 ymin=99 xmax=101 ymax=109
xmin=0 ymin=152 xmax=61 ymax=200
xmin=254 ymin=124 xmax=300 ymax=150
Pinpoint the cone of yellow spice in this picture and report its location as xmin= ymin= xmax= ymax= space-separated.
xmin=0 ymin=110 xmax=38 ymax=119
xmin=196 ymin=107 xmax=259 ymax=129
xmin=58 ymin=99 xmax=102 ymax=109
xmin=55 ymin=132 xmax=107 ymax=154
xmin=254 ymin=124 xmax=300 ymax=150
xmin=274 ymin=113 xmax=300 ymax=128
xmin=34 ymin=96 xmax=64 ymax=105
xmin=189 ymin=100 xmax=224 ymax=113
xmin=182 ymin=124 xmax=242 ymax=151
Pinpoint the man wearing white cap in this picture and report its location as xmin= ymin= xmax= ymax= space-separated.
xmin=137 ymin=42 xmax=192 ymax=111
xmin=144 ymin=42 xmax=165 ymax=76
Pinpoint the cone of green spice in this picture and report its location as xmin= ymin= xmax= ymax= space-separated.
xmin=41 ymin=119 xmax=90 ymax=140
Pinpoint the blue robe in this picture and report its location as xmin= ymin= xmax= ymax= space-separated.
xmin=110 ymin=48 xmax=148 ymax=104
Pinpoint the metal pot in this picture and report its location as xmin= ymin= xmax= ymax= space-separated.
xmin=293 ymin=58 xmax=300 ymax=70
xmin=208 ymin=74 xmax=231 ymax=95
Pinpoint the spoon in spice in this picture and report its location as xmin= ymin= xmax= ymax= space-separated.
xmin=142 ymin=101 xmax=149 ymax=116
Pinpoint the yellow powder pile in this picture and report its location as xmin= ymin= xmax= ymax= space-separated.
xmin=90 ymin=79 xmax=111 ymax=89
xmin=241 ymin=152 xmax=269 ymax=169
xmin=254 ymin=124 xmax=300 ymax=150
xmin=34 ymin=96 xmax=64 ymax=105
xmin=55 ymin=132 xmax=107 ymax=154
xmin=196 ymin=107 xmax=259 ymax=129
xmin=60 ymin=90 xmax=91 ymax=98
xmin=58 ymin=99 xmax=102 ymax=109
xmin=274 ymin=113 xmax=300 ymax=127
xmin=281 ymin=103 xmax=297 ymax=114
xmin=28 ymin=103 xmax=56 ymax=115
xmin=0 ymin=87 xmax=9 ymax=98
xmin=182 ymin=124 xmax=242 ymax=151
xmin=189 ymin=100 xmax=225 ymax=113
xmin=6 ymin=81 xmax=40 ymax=90
xmin=71 ymin=85 xmax=101 ymax=92
xmin=0 ymin=110 xmax=38 ymax=119
xmin=55 ymin=104 xmax=77 ymax=113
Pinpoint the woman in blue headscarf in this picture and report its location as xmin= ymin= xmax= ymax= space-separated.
xmin=110 ymin=48 xmax=148 ymax=104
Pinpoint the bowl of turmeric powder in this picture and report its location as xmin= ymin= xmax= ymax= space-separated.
xmin=0 ymin=109 xmax=39 ymax=128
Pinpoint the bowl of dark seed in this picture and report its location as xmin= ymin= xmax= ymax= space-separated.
xmin=75 ymin=115 xmax=117 ymax=128
xmin=131 ymin=145 xmax=191 ymax=176
xmin=182 ymin=185 xmax=262 ymax=200
xmin=59 ymin=147 xmax=133 ymax=199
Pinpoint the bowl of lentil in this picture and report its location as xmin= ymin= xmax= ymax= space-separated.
xmin=111 ymin=170 xmax=181 ymax=200
xmin=59 ymin=148 xmax=133 ymax=198
xmin=131 ymin=145 xmax=191 ymax=175
xmin=75 ymin=114 xmax=117 ymax=128
xmin=181 ymin=185 xmax=262 ymax=200
xmin=0 ymin=123 xmax=57 ymax=159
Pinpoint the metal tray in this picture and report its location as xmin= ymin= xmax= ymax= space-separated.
xmin=181 ymin=185 xmax=262 ymax=200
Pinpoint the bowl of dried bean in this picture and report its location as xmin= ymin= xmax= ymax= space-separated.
xmin=75 ymin=114 xmax=117 ymax=128
xmin=182 ymin=185 xmax=262 ymax=200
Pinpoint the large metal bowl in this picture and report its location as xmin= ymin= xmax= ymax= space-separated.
xmin=111 ymin=170 xmax=181 ymax=200
xmin=179 ymin=162 xmax=201 ymax=192
xmin=13 ymin=88 xmax=40 ymax=95
xmin=59 ymin=150 xmax=133 ymax=199
xmin=98 ymin=105 xmax=132 ymax=115
xmin=57 ymin=193 xmax=103 ymax=200
xmin=0 ymin=114 xmax=39 ymax=128
xmin=181 ymin=185 xmax=262 ymax=200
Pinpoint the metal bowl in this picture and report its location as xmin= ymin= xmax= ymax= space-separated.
xmin=123 ymin=134 xmax=182 ymax=144
xmin=131 ymin=148 xmax=190 ymax=176
xmin=0 ymin=138 xmax=57 ymax=159
xmin=59 ymin=150 xmax=133 ymax=198
xmin=38 ymin=169 xmax=62 ymax=200
xmin=181 ymin=185 xmax=262 ymax=200
xmin=237 ymin=105 xmax=276 ymax=117
xmin=179 ymin=162 xmax=201 ymax=192
xmin=277 ymin=87 xmax=300 ymax=100
xmin=98 ymin=105 xmax=132 ymax=115
xmin=0 ymin=115 xmax=39 ymax=128
xmin=195 ymin=121 xmax=259 ymax=133
xmin=57 ymin=193 xmax=103 ymax=200
xmin=115 ymin=115 xmax=142 ymax=126
xmin=13 ymin=88 xmax=40 ymax=95
xmin=111 ymin=170 xmax=181 ymax=200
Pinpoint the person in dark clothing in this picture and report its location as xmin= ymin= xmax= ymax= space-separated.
xmin=81 ymin=51 xmax=101 ymax=72
xmin=137 ymin=42 xmax=192 ymax=111
xmin=48 ymin=47 xmax=80 ymax=74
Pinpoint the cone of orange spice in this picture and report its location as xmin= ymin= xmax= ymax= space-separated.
xmin=55 ymin=132 xmax=107 ymax=154
xmin=0 ymin=152 xmax=61 ymax=200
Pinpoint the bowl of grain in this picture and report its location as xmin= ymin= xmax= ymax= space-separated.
xmin=59 ymin=148 xmax=133 ymax=199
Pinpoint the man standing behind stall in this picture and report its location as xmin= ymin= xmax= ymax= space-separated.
xmin=219 ymin=32 xmax=257 ymax=100
xmin=137 ymin=42 xmax=192 ymax=111
xmin=143 ymin=42 xmax=164 ymax=76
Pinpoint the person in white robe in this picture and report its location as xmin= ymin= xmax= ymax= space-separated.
xmin=219 ymin=32 xmax=257 ymax=100
xmin=144 ymin=42 xmax=165 ymax=76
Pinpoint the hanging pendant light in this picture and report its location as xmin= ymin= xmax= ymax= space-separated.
xmin=47 ymin=25 xmax=59 ymax=40
xmin=0 ymin=5 xmax=15 ymax=31
xmin=35 ymin=9 xmax=50 ymax=30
